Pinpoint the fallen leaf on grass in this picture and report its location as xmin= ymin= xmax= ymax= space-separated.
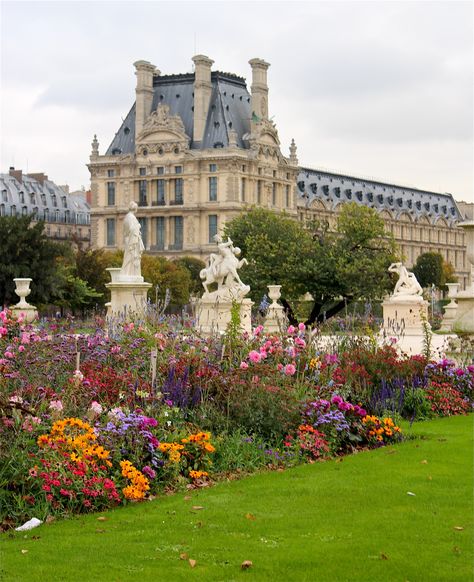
xmin=97 ymin=517 xmax=107 ymax=522
xmin=195 ymin=521 xmax=203 ymax=528
xmin=180 ymin=552 xmax=188 ymax=560
xmin=380 ymin=553 xmax=389 ymax=560
xmin=420 ymin=460 xmax=428 ymax=464
xmin=241 ymin=560 xmax=253 ymax=569
xmin=21 ymin=549 xmax=28 ymax=554
xmin=407 ymin=492 xmax=416 ymax=496
xmin=45 ymin=516 xmax=55 ymax=524
xmin=189 ymin=559 xmax=197 ymax=568
xmin=184 ymin=495 xmax=192 ymax=501
xmin=245 ymin=513 xmax=256 ymax=521
xmin=31 ymin=536 xmax=40 ymax=540
xmin=191 ymin=506 xmax=204 ymax=511
xmin=454 ymin=526 xmax=464 ymax=531
xmin=427 ymin=476 xmax=432 ymax=481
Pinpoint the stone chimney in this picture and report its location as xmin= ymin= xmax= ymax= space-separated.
xmin=249 ymin=58 xmax=270 ymax=121
xmin=27 ymin=172 xmax=48 ymax=185
xmin=134 ymin=60 xmax=159 ymax=136
xmin=289 ymin=139 xmax=298 ymax=165
xmin=192 ymin=54 xmax=214 ymax=144
xmin=9 ymin=167 xmax=22 ymax=183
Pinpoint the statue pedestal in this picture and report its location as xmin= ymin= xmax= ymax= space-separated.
xmin=105 ymin=268 xmax=152 ymax=319
xmin=452 ymin=290 xmax=474 ymax=333
xmin=382 ymin=296 xmax=430 ymax=336
xmin=196 ymin=296 xmax=253 ymax=336
xmin=263 ymin=285 xmax=287 ymax=333
xmin=440 ymin=302 xmax=458 ymax=332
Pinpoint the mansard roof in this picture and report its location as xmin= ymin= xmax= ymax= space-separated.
xmin=297 ymin=167 xmax=462 ymax=225
xmin=0 ymin=173 xmax=90 ymax=225
xmin=106 ymin=71 xmax=252 ymax=156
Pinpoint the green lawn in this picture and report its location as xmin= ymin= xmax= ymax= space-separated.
xmin=1 ymin=416 xmax=472 ymax=582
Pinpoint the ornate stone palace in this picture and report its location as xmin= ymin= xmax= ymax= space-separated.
xmin=88 ymin=55 xmax=470 ymax=288
xmin=1 ymin=168 xmax=91 ymax=246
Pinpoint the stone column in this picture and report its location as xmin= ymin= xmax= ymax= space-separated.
xmin=134 ymin=60 xmax=158 ymax=135
xmin=192 ymin=54 xmax=214 ymax=144
xmin=249 ymin=58 xmax=270 ymax=121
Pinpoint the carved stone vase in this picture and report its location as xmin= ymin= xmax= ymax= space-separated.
xmin=11 ymin=278 xmax=38 ymax=323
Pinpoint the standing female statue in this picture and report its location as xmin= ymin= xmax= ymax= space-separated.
xmin=121 ymin=201 xmax=145 ymax=279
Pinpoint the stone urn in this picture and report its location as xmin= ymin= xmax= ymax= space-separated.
xmin=446 ymin=283 xmax=459 ymax=307
xmin=11 ymin=278 xmax=38 ymax=323
xmin=13 ymin=278 xmax=33 ymax=308
xmin=267 ymin=285 xmax=282 ymax=307
xmin=263 ymin=284 xmax=286 ymax=333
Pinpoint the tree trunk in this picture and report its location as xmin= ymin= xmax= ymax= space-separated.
xmin=280 ymin=298 xmax=298 ymax=326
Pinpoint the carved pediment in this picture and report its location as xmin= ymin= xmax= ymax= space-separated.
xmin=137 ymin=103 xmax=190 ymax=146
xmin=254 ymin=118 xmax=280 ymax=146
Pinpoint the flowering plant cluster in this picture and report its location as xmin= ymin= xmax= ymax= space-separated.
xmin=159 ymin=431 xmax=215 ymax=480
xmin=425 ymin=382 xmax=470 ymax=417
xmin=284 ymin=425 xmax=330 ymax=461
xmin=362 ymin=415 xmax=402 ymax=445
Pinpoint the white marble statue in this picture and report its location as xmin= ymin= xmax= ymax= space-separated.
xmin=200 ymin=235 xmax=249 ymax=296
xmin=388 ymin=262 xmax=423 ymax=298
xmin=121 ymin=201 xmax=145 ymax=279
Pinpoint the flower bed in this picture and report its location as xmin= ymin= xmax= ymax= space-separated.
xmin=0 ymin=309 xmax=472 ymax=529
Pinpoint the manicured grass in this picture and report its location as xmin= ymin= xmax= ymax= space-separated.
xmin=1 ymin=416 xmax=472 ymax=582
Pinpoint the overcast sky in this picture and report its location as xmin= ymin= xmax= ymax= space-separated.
xmin=1 ymin=0 xmax=472 ymax=202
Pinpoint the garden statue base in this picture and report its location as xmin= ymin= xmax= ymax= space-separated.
xmin=196 ymin=296 xmax=253 ymax=336
xmin=105 ymin=268 xmax=152 ymax=319
xmin=382 ymin=295 xmax=429 ymax=337
xmin=451 ymin=292 xmax=474 ymax=333
xmin=440 ymin=302 xmax=458 ymax=332
xmin=264 ymin=285 xmax=287 ymax=333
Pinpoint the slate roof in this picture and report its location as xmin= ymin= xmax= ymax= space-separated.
xmin=0 ymin=174 xmax=90 ymax=225
xmin=297 ymin=167 xmax=462 ymax=225
xmin=106 ymin=72 xmax=252 ymax=155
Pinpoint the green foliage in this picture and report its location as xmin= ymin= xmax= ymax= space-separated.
xmin=413 ymin=252 xmax=444 ymax=288
xmin=74 ymin=247 xmax=112 ymax=307
xmin=53 ymin=263 xmax=103 ymax=314
xmin=141 ymin=254 xmax=191 ymax=307
xmin=173 ymin=256 xmax=206 ymax=296
xmin=225 ymin=204 xmax=397 ymax=324
xmin=0 ymin=216 xmax=70 ymax=307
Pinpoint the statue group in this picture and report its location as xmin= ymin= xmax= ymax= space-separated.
xmin=199 ymin=235 xmax=250 ymax=299
xmin=388 ymin=262 xmax=423 ymax=299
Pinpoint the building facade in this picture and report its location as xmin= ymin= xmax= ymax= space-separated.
xmin=88 ymin=56 xmax=298 ymax=259
xmin=0 ymin=168 xmax=91 ymax=245
xmin=89 ymin=55 xmax=470 ymax=288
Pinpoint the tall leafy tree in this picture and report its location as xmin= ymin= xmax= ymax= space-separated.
xmin=412 ymin=252 xmax=446 ymax=288
xmin=0 ymin=216 xmax=70 ymax=307
xmin=225 ymin=204 xmax=397 ymax=325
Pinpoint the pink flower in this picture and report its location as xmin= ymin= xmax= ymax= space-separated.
xmin=4 ymin=351 xmax=14 ymax=359
xmin=21 ymin=332 xmax=31 ymax=344
xmin=110 ymin=345 xmax=121 ymax=354
xmin=18 ymin=345 xmax=25 ymax=352
xmin=295 ymin=337 xmax=306 ymax=348
xmin=0 ymin=327 xmax=7 ymax=336
xmin=287 ymin=325 xmax=296 ymax=335
xmin=89 ymin=401 xmax=103 ymax=415
xmin=240 ymin=361 xmax=249 ymax=370
xmin=0 ymin=310 xmax=6 ymax=322
xmin=284 ymin=364 xmax=296 ymax=376
xmin=277 ymin=363 xmax=283 ymax=371
xmin=254 ymin=325 xmax=264 ymax=336
xmin=298 ymin=323 xmax=306 ymax=332
xmin=248 ymin=350 xmax=261 ymax=363
xmin=49 ymin=400 xmax=63 ymax=412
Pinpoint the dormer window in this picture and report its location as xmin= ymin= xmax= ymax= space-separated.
xmin=19 ymin=191 xmax=25 ymax=204
xmin=62 ymin=196 xmax=67 ymax=208
xmin=51 ymin=194 xmax=57 ymax=207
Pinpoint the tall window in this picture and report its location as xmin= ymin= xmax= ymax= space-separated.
xmin=106 ymin=218 xmax=115 ymax=246
xmin=51 ymin=194 xmax=57 ymax=207
xmin=209 ymin=163 xmax=217 ymax=172
xmin=157 ymin=179 xmax=165 ymax=204
xmin=139 ymin=168 xmax=146 ymax=176
xmin=107 ymin=182 xmax=115 ymax=206
xmin=138 ymin=217 xmax=147 ymax=248
xmin=175 ymin=166 xmax=182 ymax=174
xmin=285 ymin=185 xmax=290 ymax=207
xmin=19 ymin=192 xmax=25 ymax=204
xmin=139 ymin=180 xmax=147 ymax=206
xmin=272 ymin=183 xmax=277 ymax=206
xmin=209 ymin=177 xmax=217 ymax=201
xmin=107 ymin=169 xmax=115 ymax=178
xmin=257 ymin=180 xmax=262 ymax=204
xmin=241 ymin=178 xmax=246 ymax=202
xmin=0 ymin=204 xmax=4 ymax=216
xmin=157 ymin=167 xmax=164 ymax=175
xmin=173 ymin=179 xmax=183 ymax=204
xmin=172 ymin=216 xmax=183 ymax=249
xmin=2 ymin=190 xmax=7 ymax=202
xmin=62 ymin=196 xmax=67 ymax=208
xmin=44 ymin=208 xmax=49 ymax=221
xmin=11 ymin=205 xmax=16 ymax=216
xmin=208 ymin=215 xmax=218 ymax=242
xmin=155 ymin=217 xmax=165 ymax=250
